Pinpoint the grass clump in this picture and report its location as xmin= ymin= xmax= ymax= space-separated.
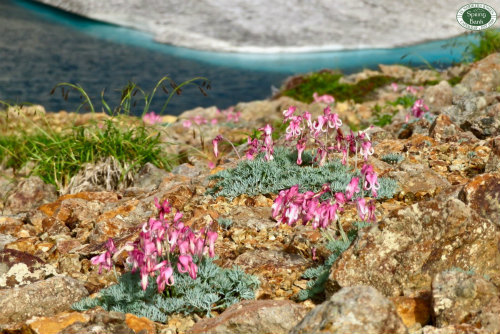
xmin=207 ymin=147 xmax=397 ymax=200
xmin=0 ymin=118 xmax=175 ymax=190
xmin=72 ymin=257 xmax=259 ymax=323
xmin=281 ymin=71 xmax=394 ymax=104
xmin=465 ymin=29 xmax=500 ymax=62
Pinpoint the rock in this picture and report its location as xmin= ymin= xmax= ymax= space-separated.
xmin=326 ymin=197 xmax=500 ymax=297
xmin=461 ymin=53 xmax=500 ymax=92
xmin=57 ymin=309 xmax=135 ymax=334
xmin=390 ymin=296 xmax=431 ymax=329
xmin=188 ymin=300 xmax=308 ymax=334
xmin=125 ymin=313 xmax=156 ymax=334
xmin=429 ymin=114 xmax=463 ymax=142
xmin=0 ymin=276 xmax=88 ymax=324
xmin=379 ymin=64 xmax=413 ymax=82
xmin=432 ymin=269 xmax=500 ymax=332
xmin=132 ymin=162 xmax=169 ymax=191
xmin=0 ymin=248 xmax=58 ymax=288
xmin=388 ymin=162 xmax=451 ymax=201
xmin=460 ymin=173 xmax=500 ymax=227
xmin=26 ymin=312 xmax=90 ymax=334
xmin=424 ymin=81 xmax=452 ymax=112
xmin=4 ymin=176 xmax=57 ymax=215
xmin=485 ymin=136 xmax=500 ymax=172
xmin=233 ymin=249 xmax=311 ymax=299
xmin=417 ymin=324 xmax=490 ymax=334
xmin=289 ymin=286 xmax=408 ymax=334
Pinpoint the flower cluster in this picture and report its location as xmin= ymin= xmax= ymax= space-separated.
xmin=142 ymin=111 xmax=163 ymax=125
xmin=246 ymin=124 xmax=274 ymax=161
xmin=313 ymin=92 xmax=335 ymax=104
xmin=272 ymin=166 xmax=378 ymax=231
xmin=410 ymin=99 xmax=429 ymax=119
xmin=91 ymin=198 xmax=218 ymax=293
xmin=91 ymin=238 xmax=116 ymax=274
xmin=282 ymin=105 xmax=373 ymax=168
xmin=182 ymin=107 xmax=241 ymax=129
xmin=212 ymin=124 xmax=274 ymax=162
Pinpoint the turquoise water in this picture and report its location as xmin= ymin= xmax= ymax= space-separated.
xmin=0 ymin=0 xmax=483 ymax=115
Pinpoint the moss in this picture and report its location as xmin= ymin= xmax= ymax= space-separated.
xmin=281 ymin=72 xmax=394 ymax=104
xmin=448 ymin=76 xmax=463 ymax=86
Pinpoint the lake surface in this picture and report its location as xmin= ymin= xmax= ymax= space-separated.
xmin=0 ymin=0 xmax=479 ymax=116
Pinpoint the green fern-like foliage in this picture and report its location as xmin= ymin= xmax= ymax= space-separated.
xmin=72 ymin=258 xmax=259 ymax=323
xmin=298 ymin=221 xmax=370 ymax=301
xmin=207 ymin=147 xmax=398 ymax=200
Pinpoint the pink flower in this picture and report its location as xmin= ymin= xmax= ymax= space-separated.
xmin=177 ymin=254 xmax=198 ymax=279
xmin=283 ymin=106 xmax=297 ymax=121
xmin=143 ymin=112 xmax=162 ymax=125
xmin=367 ymin=200 xmax=377 ymax=222
xmin=193 ymin=115 xmax=207 ymax=125
xmin=206 ymin=230 xmax=218 ymax=258
xmin=211 ymin=119 xmax=218 ymax=125
xmin=91 ymin=251 xmax=112 ymax=274
xmin=356 ymin=198 xmax=369 ymax=221
xmin=285 ymin=116 xmax=302 ymax=140
xmin=364 ymin=171 xmax=380 ymax=197
xmin=411 ymin=99 xmax=429 ymax=118
xmin=313 ymin=92 xmax=335 ymax=104
xmin=360 ymin=141 xmax=374 ymax=161
xmin=361 ymin=164 xmax=374 ymax=176
xmin=327 ymin=113 xmax=342 ymax=130
xmin=296 ymin=139 xmax=306 ymax=165
xmin=212 ymin=135 xmax=223 ymax=158
xmin=105 ymin=238 xmax=116 ymax=254
xmin=156 ymin=265 xmax=174 ymax=293
xmin=335 ymin=192 xmax=346 ymax=206
xmin=391 ymin=82 xmax=398 ymax=92
xmin=208 ymin=161 xmax=215 ymax=169
xmin=345 ymin=177 xmax=360 ymax=201
xmin=259 ymin=124 xmax=274 ymax=161
xmin=406 ymin=86 xmax=418 ymax=95
xmin=140 ymin=266 xmax=149 ymax=290
xmin=183 ymin=119 xmax=192 ymax=128
xmin=312 ymin=247 xmax=317 ymax=261
xmin=154 ymin=198 xmax=171 ymax=221
xmin=245 ymin=137 xmax=259 ymax=160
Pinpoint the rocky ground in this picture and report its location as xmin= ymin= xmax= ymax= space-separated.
xmin=1 ymin=53 xmax=500 ymax=334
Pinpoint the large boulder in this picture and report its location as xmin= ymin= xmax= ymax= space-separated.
xmin=289 ymin=286 xmax=408 ymax=334
xmin=326 ymin=197 xmax=500 ymax=297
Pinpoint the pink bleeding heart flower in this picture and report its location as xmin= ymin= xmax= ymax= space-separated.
xmin=296 ymin=139 xmax=306 ymax=165
xmin=356 ymin=197 xmax=369 ymax=221
xmin=156 ymin=265 xmax=174 ymax=293
xmin=391 ymin=82 xmax=398 ymax=92
xmin=212 ymin=135 xmax=223 ymax=158
xmin=411 ymin=99 xmax=429 ymax=118
xmin=206 ymin=230 xmax=218 ymax=258
xmin=177 ymin=254 xmax=198 ymax=279
xmin=361 ymin=164 xmax=374 ymax=176
xmin=345 ymin=177 xmax=360 ymax=201
xmin=283 ymin=106 xmax=296 ymax=121
xmin=360 ymin=141 xmax=374 ymax=161
xmin=364 ymin=171 xmax=380 ymax=197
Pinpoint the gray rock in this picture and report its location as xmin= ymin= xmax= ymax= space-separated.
xmin=132 ymin=162 xmax=169 ymax=191
xmin=4 ymin=176 xmax=57 ymax=215
xmin=326 ymin=197 xmax=500 ymax=297
xmin=0 ymin=276 xmax=88 ymax=324
xmin=417 ymin=324 xmax=490 ymax=334
xmin=424 ymin=81 xmax=452 ymax=112
xmin=189 ymin=300 xmax=308 ymax=334
xmin=432 ymin=269 xmax=500 ymax=332
xmin=289 ymin=286 xmax=408 ymax=334
xmin=461 ymin=53 xmax=500 ymax=93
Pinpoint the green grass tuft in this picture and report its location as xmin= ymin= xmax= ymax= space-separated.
xmin=0 ymin=118 xmax=176 ymax=190
xmin=281 ymin=72 xmax=394 ymax=104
